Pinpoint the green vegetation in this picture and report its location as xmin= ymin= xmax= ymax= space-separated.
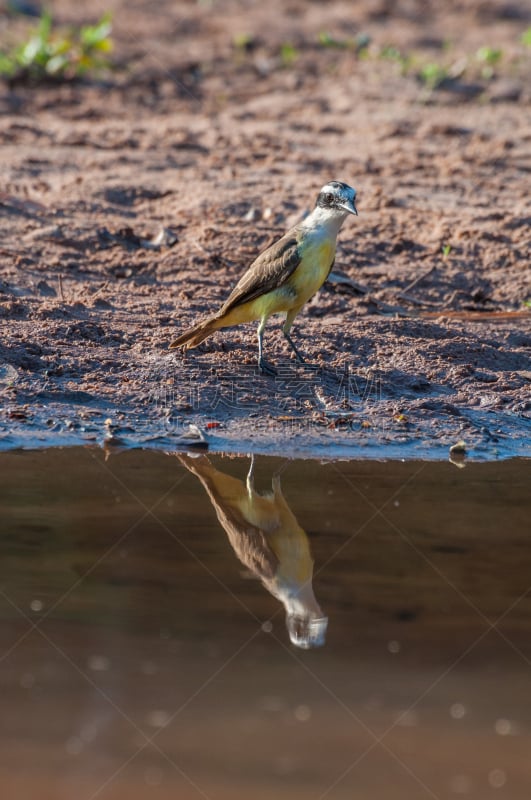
xmin=318 ymin=31 xmax=350 ymax=49
xmin=475 ymin=46 xmax=502 ymax=79
xmin=317 ymin=31 xmax=371 ymax=55
xmin=374 ymin=28 xmax=528 ymax=96
xmin=379 ymin=44 xmax=412 ymax=75
xmin=419 ymin=62 xmax=449 ymax=89
xmin=442 ymin=244 xmax=452 ymax=258
xmin=232 ymin=33 xmax=254 ymax=51
xmin=0 ymin=11 xmax=113 ymax=82
xmin=380 ymin=45 xmax=402 ymax=61
xmin=476 ymin=46 xmax=502 ymax=64
xmin=233 ymin=26 xmax=526 ymax=89
xmin=280 ymin=42 xmax=298 ymax=66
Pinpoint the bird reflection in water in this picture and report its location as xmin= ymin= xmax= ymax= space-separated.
xmin=178 ymin=454 xmax=328 ymax=649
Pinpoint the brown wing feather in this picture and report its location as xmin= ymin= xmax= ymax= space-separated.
xmin=177 ymin=455 xmax=279 ymax=582
xmin=219 ymin=232 xmax=301 ymax=315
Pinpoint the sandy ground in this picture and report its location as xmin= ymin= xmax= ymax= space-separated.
xmin=0 ymin=0 xmax=530 ymax=458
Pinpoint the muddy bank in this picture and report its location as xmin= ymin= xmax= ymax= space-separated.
xmin=0 ymin=0 xmax=529 ymax=458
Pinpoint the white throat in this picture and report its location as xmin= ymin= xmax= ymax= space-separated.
xmin=269 ymin=575 xmax=324 ymax=618
xmin=299 ymin=205 xmax=349 ymax=237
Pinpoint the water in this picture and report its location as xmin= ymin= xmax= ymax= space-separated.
xmin=1 ymin=448 xmax=530 ymax=799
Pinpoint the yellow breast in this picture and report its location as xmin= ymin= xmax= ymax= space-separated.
xmin=269 ymin=524 xmax=313 ymax=584
xmin=288 ymin=237 xmax=335 ymax=304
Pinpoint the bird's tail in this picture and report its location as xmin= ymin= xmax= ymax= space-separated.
xmin=169 ymin=316 xmax=220 ymax=350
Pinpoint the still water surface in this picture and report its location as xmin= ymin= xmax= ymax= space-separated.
xmin=0 ymin=448 xmax=530 ymax=799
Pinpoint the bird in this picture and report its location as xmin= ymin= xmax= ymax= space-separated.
xmin=177 ymin=453 xmax=328 ymax=649
xmin=169 ymin=180 xmax=358 ymax=375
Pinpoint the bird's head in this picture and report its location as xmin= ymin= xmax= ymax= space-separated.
xmin=316 ymin=180 xmax=358 ymax=218
xmin=286 ymin=613 xmax=329 ymax=649
xmin=280 ymin=577 xmax=328 ymax=649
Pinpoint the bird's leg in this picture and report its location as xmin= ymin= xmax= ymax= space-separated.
xmin=282 ymin=310 xmax=306 ymax=364
xmin=284 ymin=331 xmax=306 ymax=363
xmin=246 ymin=453 xmax=256 ymax=497
xmin=257 ymin=318 xmax=277 ymax=376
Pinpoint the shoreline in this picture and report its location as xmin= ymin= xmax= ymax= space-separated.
xmin=1 ymin=405 xmax=529 ymax=461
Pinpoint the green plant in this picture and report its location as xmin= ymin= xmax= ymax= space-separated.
xmin=476 ymin=46 xmax=502 ymax=64
xmin=280 ymin=42 xmax=298 ymax=66
xmin=318 ymin=31 xmax=350 ymax=49
xmin=318 ymin=31 xmax=371 ymax=57
xmin=233 ymin=32 xmax=254 ymax=51
xmin=476 ymin=46 xmax=502 ymax=79
xmin=442 ymin=244 xmax=452 ymax=258
xmin=380 ymin=45 xmax=402 ymax=61
xmin=0 ymin=11 xmax=113 ymax=82
xmin=419 ymin=62 xmax=448 ymax=89
xmin=379 ymin=45 xmax=411 ymax=74
xmin=522 ymin=28 xmax=531 ymax=47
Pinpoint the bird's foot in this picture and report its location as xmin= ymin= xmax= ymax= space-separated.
xmin=283 ymin=331 xmax=307 ymax=364
xmin=258 ymin=357 xmax=277 ymax=377
xmin=294 ymin=352 xmax=319 ymax=372
xmin=288 ymin=344 xmax=310 ymax=366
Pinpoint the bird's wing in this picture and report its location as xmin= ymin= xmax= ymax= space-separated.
xmin=177 ymin=455 xmax=279 ymax=581
xmin=221 ymin=510 xmax=280 ymax=582
xmin=219 ymin=232 xmax=301 ymax=314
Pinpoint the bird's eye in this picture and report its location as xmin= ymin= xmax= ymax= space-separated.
xmin=325 ymin=193 xmax=334 ymax=204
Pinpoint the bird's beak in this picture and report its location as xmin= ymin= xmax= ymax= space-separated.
xmin=339 ymin=200 xmax=358 ymax=216
xmin=286 ymin=614 xmax=328 ymax=649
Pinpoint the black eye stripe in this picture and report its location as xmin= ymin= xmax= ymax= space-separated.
xmin=317 ymin=183 xmax=356 ymax=209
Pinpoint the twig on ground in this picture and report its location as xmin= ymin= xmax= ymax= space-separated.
xmin=395 ymin=266 xmax=439 ymax=306
xmin=366 ymin=296 xmax=416 ymax=317
xmin=328 ymin=271 xmax=369 ymax=295
xmin=401 ymin=265 xmax=436 ymax=294
xmin=396 ymin=291 xmax=441 ymax=307
xmin=89 ymin=281 xmax=109 ymax=301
